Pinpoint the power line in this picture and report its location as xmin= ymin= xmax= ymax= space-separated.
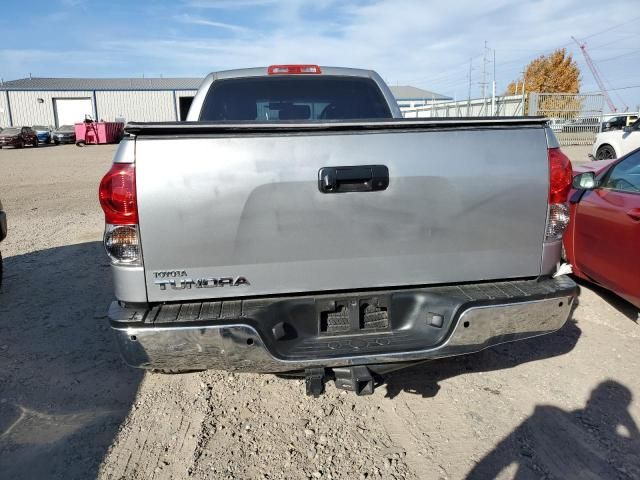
xmin=594 ymin=49 xmax=640 ymax=64
xmin=398 ymin=14 xmax=640 ymax=98
xmin=582 ymin=14 xmax=640 ymax=40
xmin=399 ymin=54 xmax=483 ymax=86
xmin=588 ymin=34 xmax=640 ymax=51
xmin=492 ymin=15 xmax=640 ymax=71
xmin=582 ymin=84 xmax=640 ymax=93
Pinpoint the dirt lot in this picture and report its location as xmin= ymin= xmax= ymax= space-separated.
xmin=0 ymin=144 xmax=638 ymax=480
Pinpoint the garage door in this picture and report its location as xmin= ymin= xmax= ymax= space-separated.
xmin=54 ymin=98 xmax=93 ymax=127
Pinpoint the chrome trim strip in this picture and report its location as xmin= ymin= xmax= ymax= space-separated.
xmin=112 ymin=295 xmax=575 ymax=372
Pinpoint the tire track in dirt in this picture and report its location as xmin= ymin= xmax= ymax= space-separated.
xmin=98 ymin=373 xmax=206 ymax=480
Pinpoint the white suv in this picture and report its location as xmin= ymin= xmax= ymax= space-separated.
xmin=592 ymin=118 xmax=640 ymax=159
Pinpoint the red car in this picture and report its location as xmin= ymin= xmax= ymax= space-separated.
xmin=563 ymin=148 xmax=640 ymax=308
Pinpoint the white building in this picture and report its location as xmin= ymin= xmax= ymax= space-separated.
xmin=0 ymin=77 xmax=200 ymax=127
xmin=0 ymin=77 xmax=449 ymax=127
xmin=390 ymin=85 xmax=451 ymax=110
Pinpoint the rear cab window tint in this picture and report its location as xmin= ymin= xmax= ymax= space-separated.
xmin=199 ymin=76 xmax=392 ymax=121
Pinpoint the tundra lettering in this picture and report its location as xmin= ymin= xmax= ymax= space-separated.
xmin=155 ymin=277 xmax=250 ymax=290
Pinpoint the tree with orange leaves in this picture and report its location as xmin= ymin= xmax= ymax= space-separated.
xmin=506 ymin=48 xmax=581 ymax=95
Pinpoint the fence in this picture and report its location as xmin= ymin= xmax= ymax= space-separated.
xmin=402 ymin=94 xmax=526 ymax=118
xmin=401 ymin=92 xmax=605 ymax=146
xmin=529 ymin=93 xmax=604 ymax=146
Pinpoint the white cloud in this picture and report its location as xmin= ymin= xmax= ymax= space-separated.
xmin=175 ymin=14 xmax=248 ymax=33
xmin=122 ymin=0 xmax=638 ymax=96
xmin=4 ymin=0 xmax=640 ymax=108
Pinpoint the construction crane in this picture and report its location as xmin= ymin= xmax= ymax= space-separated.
xmin=571 ymin=36 xmax=617 ymax=112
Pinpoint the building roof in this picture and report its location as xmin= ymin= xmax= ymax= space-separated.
xmin=0 ymin=77 xmax=202 ymax=91
xmin=0 ymin=77 xmax=450 ymax=101
xmin=389 ymin=85 xmax=450 ymax=101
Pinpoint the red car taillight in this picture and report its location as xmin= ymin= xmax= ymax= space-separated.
xmin=99 ymin=163 xmax=138 ymax=225
xmin=99 ymin=163 xmax=141 ymax=265
xmin=545 ymin=148 xmax=573 ymax=241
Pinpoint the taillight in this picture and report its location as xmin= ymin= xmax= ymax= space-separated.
xmin=545 ymin=148 xmax=573 ymax=241
xmin=545 ymin=203 xmax=570 ymax=241
xmin=267 ymin=64 xmax=322 ymax=75
xmin=99 ymin=163 xmax=141 ymax=265
xmin=104 ymin=224 xmax=141 ymax=265
xmin=99 ymin=163 xmax=137 ymax=225
xmin=548 ymin=148 xmax=572 ymax=204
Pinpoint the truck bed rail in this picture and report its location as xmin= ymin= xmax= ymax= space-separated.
xmin=124 ymin=117 xmax=547 ymax=136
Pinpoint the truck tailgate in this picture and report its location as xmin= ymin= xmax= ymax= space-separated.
xmin=134 ymin=122 xmax=549 ymax=302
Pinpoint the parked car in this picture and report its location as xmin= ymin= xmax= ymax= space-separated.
xmin=0 ymin=127 xmax=39 ymax=148
xmin=592 ymin=118 xmax=640 ymax=159
xmin=0 ymin=199 xmax=6 ymax=287
xmin=561 ymin=116 xmax=599 ymax=133
xmin=601 ymin=114 xmax=638 ymax=132
xmin=33 ymin=125 xmax=52 ymax=144
xmin=564 ymin=149 xmax=640 ymax=308
xmin=100 ymin=64 xmax=577 ymax=396
xmin=52 ymin=125 xmax=76 ymax=145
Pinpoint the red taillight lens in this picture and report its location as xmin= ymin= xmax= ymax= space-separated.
xmin=99 ymin=163 xmax=138 ymax=225
xmin=267 ymin=64 xmax=322 ymax=75
xmin=548 ymin=148 xmax=573 ymax=204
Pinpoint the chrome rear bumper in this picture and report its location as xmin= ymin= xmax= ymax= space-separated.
xmin=110 ymin=277 xmax=577 ymax=373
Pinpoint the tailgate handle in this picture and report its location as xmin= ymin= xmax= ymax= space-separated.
xmin=318 ymin=165 xmax=389 ymax=193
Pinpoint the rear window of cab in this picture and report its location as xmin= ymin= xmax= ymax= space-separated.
xmin=199 ymin=76 xmax=392 ymax=121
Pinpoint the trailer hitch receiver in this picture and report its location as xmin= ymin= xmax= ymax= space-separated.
xmin=334 ymin=366 xmax=374 ymax=396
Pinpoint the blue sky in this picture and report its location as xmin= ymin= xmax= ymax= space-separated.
xmin=1 ymin=0 xmax=639 ymax=111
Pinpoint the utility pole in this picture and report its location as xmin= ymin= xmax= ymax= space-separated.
xmin=521 ymin=70 xmax=527 ymax=115
xmin=480 ymin=41 xmax=490 ymax=114
xmin=480 ymin=41 xmax=487 ymax=99
xmin=491 ymin=48 xmax=496 ymax=115
xmin=467 ymin=57 xmax=473 ymax=116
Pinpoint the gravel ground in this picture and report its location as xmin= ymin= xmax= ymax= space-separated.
xmin=562 ymin=145 xmax=593 ymax=164
xmin=0 ymin=144 xmax=638 ymax=480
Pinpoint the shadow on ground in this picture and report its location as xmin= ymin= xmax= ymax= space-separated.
xmin=573 ymin=276 xmax=639 ymax=322
xmin=466 ymin=379 xmax=640 ymax=479
xmin=0 ymin=242 xmax=142 ymax=480
xmin=382 ymin=316 xmax=582 ymax=399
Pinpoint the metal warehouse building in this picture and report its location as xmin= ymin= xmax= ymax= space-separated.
xmin=0 ymin=77 xmax=201 ymax=127
xmin=0 ymin=77 xmax=447 ymax=127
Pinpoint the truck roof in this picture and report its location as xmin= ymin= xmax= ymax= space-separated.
xmin=187 ymin=65 xmax=404 ymax=121
xmin=204 ymin=66 xmax=380 ymax=81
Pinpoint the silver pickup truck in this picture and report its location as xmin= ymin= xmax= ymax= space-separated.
xmin=101 ymin=65 xmax=577 ymax=395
